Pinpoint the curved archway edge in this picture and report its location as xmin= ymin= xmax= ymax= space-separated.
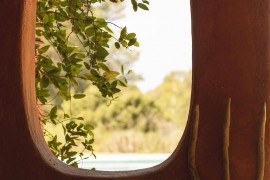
xmin=0 ymin=0 xmax=270 ymax=179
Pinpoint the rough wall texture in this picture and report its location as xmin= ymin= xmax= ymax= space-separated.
xmin=191 ymin=0 xmax=270 ymax=179
xmin=0 ymin=0 xmax=269 ymax=179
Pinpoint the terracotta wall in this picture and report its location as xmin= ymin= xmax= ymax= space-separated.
xmin=0 ymin=0 xmax=269 ymax=179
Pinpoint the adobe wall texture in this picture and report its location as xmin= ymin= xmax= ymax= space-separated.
xmin=0 ymin=0 xmax=269 ymax=179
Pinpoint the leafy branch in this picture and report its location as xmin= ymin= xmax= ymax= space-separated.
xmin=36 ymin=0 xmax=149 ymax=168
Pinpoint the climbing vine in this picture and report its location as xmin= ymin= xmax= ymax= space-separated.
xmin=35 ymin=0 xmax=149 ymax=167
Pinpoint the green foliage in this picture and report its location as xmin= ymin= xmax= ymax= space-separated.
xmin=147 ymin=71 xmax=192 ymax=127
xmin=131 ymin=0 xmax=149 ymax=11
xmin=36 ymin=0 xmax=149 ymax=167
xmin=47 ymin=122 xmax=95 ymax=167
xmin=58 ymin=71 xmax=191 ymax=153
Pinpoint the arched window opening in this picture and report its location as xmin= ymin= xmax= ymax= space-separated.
xmin=2 ymin=0 xmax=269 ymax=179
xmin=36 ymin=0 xmax=191 ymax=171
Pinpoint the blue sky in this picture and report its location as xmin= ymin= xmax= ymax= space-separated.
xmin=117 ymin=0 xmax=192 ymax=92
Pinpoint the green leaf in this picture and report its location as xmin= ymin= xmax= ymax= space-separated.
xmin=115 ymin=42 xmax=120 ymax=49
xmin=76 ymin=53 xmax=86 ymax=59
xmin=103 ymin=71 xmax=120 ymax=80
xmin=138 ymin=3 xmax=149 ymax=10
xmin=67 ymin=152 xmax=77 ymax=157
xmin=121 ymin=65 xmax=124 ymax=74
xmin=142 ymin=0 xmax=149 ymax=5
xmin=40 ymin=76 xmax=49 ymax=88
xmin=111 ymin=80 xmax=118 ymax=88
xmin=120 ymin=26 xmax=127 ymax=40
xmin=124 ymin=77 xmax=128 ymax=84
xmin=39 ymin=45 xmax=50 ymax=54
xmin=112 ymin=88 xmax=121 ymax=93
xmin=73 ymin=94 xmax=86 ymax=99
xmin=85 ymin=73 xmax=95 ymax=81
xmin=118 ymin=80 xmax=127 ymax=87
xmin=121 ymin=40 xmax=128 ymax=47
xmin=84 ymin=62 xmax=90 ymax=70
xmin=90 ymin=69 xmax=100 ymax=77
xmin=71 ymin=162 xmax=78 ymax=168
xmin=134 ymin=41 xmax=140 ymax=47
xmin=85 ymin=124 xmax=94 ymax=131
xmin=50 ymin=106 xmax=57 ymax=116
xmin=64 ymin=113 xmax=70 ymax=119
xmin=128 ymin=38 xmax=137 ymax=46
xmin=77 ymin=124 xmax=84 ymax=130
xmin=43 ymin=15 xmax=49 ymax=24
xmin=88 ymin=139 xmax=94 ymax=144
xmin=126 ymin=33 xmax=136 ymax=40
xmin=98 ymin=63 xmax=110 ymax=72
xmin=49 ymin=106 xmax=58 ymax=124
xmin=85 ymin=27 xmax=96 ymax=37
xmin=131 ymin=0 xmax=138 ymax=11
xmin=95 ymin=46 xmax=109 ymax=59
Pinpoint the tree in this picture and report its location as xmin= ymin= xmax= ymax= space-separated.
xmin=36 ymin=0 xmax=149 ymax=167
xmin=147 ymin=71 xmax=191 ymax=127
xmin=56 ymin=71 xmax=192 ymax=153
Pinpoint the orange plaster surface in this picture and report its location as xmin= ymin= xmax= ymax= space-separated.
xmin=0 ymin=0 xmax=269 ymax=179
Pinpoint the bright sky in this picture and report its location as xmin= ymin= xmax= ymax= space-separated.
xmin=117 ymin=0 xmax=192 ymax=93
